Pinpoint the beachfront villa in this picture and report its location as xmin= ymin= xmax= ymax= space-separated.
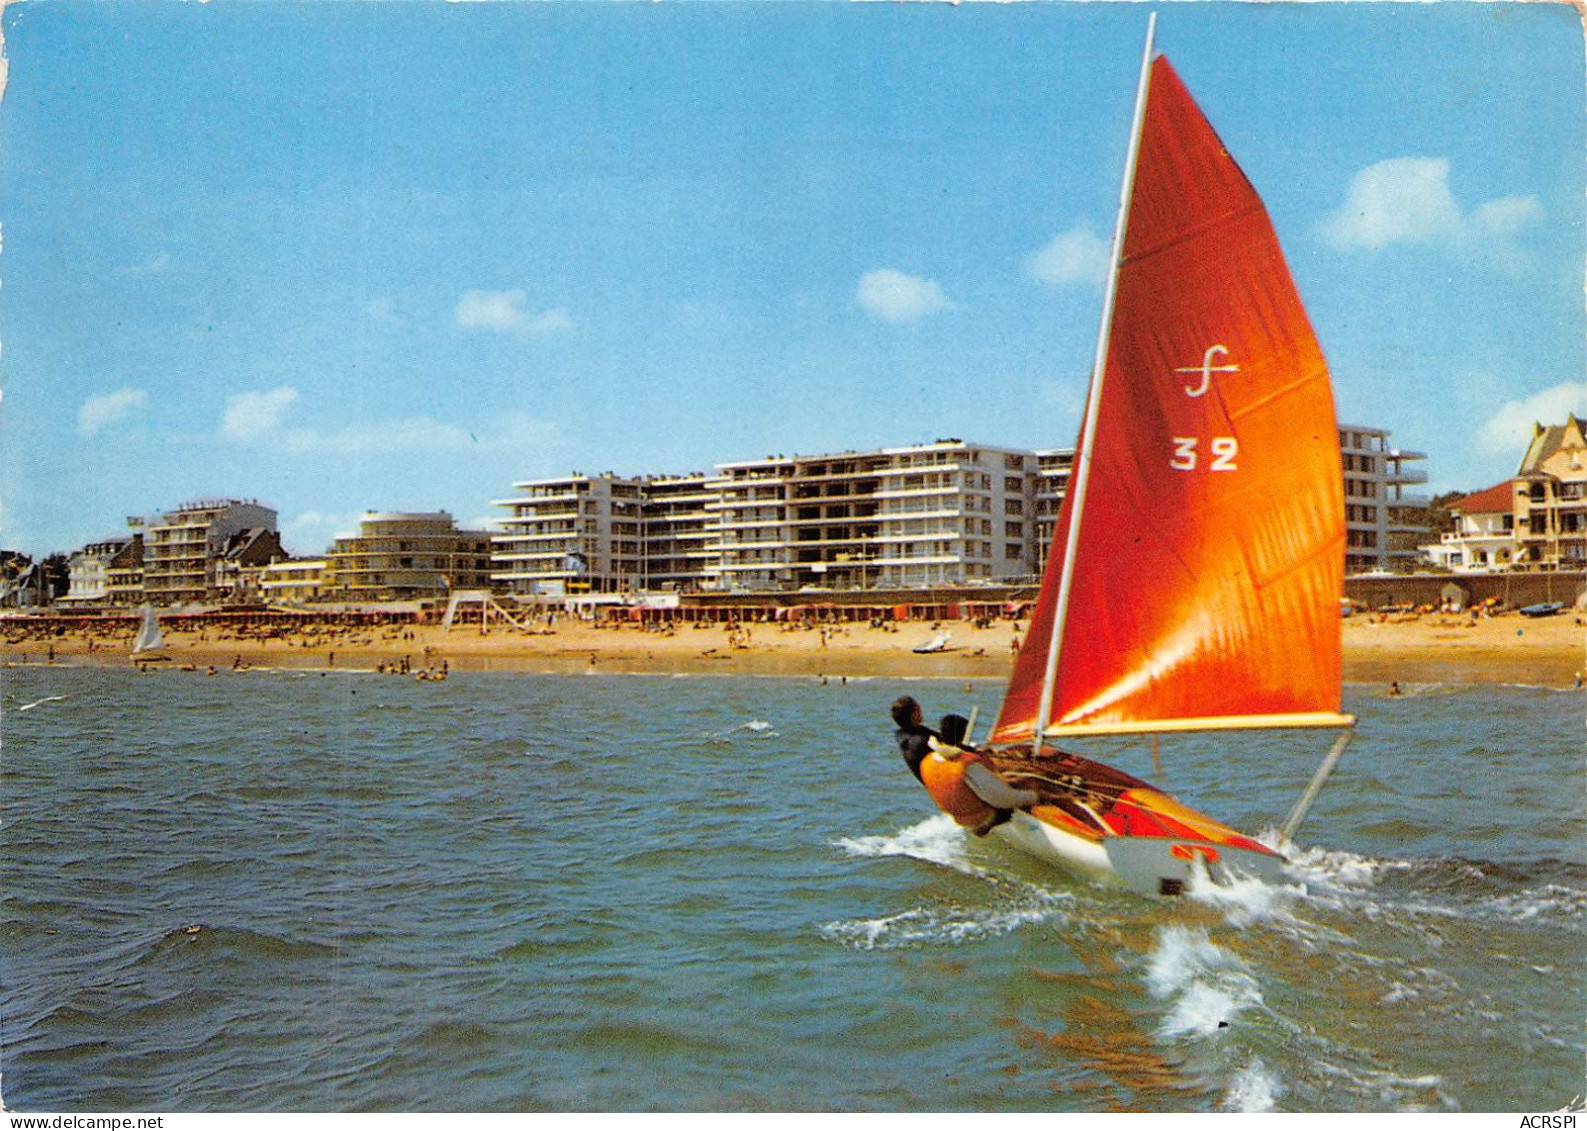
xmin=1514 ymin=415 xmax=1587 ymax=569
xmin=1423 ymin=481 xmax=1517 ymax=573
xmin=258 ymin=557 xmax=332 ymax=606
xmin=1422 ymin=417 xmax=1587 ymax=573
xmin=65 ymin=536 xmax=141 ymax=606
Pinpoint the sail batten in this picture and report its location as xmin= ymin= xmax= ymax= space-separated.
xmin=1047 ymin=712 xmax=1356 ymax=739
xmin=991 ymin=50 xmax=1346 ymax=747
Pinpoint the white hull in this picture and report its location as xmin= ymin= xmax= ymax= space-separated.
xmin=993 ymin=811 xmax=1117 ymax=884
xmin=992 ymin=810 xmax=1287 ymax=896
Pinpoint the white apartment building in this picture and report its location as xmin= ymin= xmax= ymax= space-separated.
xmin=1339 ymin=425 xmax=1429 ymax=574
xmin=137 ymin=499 xmax=278 ymax=606
xmin=1033 ymin=448 xmax=1075 ymax=576
xmin=640 ymin=474 xmax=721 ymax=592
xmin=495 ymin=441 xmax=1041 ymax=595
xmin=711 ymin=441 xmax=1041 ymax=591
xmin=492 ymin=475 xmax=644 ymax=596
xmin=493 ymin=427 xmax=1419 ymax=594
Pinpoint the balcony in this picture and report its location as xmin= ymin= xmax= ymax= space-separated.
xmin=1384 ymin=469 xmax=1429 ymax=486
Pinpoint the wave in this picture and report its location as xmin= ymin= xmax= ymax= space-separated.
xmin=701 ymin=719 xmax=779 ymax=743
xmin=835 ymin=815 xmax=981 ymax=876
xmin=142 ymin=923 xmax=340 ymax=965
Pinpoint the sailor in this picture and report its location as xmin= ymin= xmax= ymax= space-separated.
xmin=929 ymin=712 xmax=1039 ymax=836
xmin=891 ymin=698 xmax=1040 ymax=837
xmin=891 ymin=695 xmax=938 ymax=781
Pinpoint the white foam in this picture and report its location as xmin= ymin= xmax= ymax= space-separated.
xmin=1284 ymin=843 xmax=1399 ymax=892
xmin=702 ymin=718 xmax=781 ymax=742
xmin=1146 ymin=926 xmax=1264 ymax=1039
xmin=836 ymin=814 xmax=980 ymax=875
xmin=1223 ymin=1058 xmax=1283 ymax=1113
xmin=1187 ymin=863 xmax=1296 ymax=927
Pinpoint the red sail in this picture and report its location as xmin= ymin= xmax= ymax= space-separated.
xmin=992 ymin=56 xmax=1346 ymax=743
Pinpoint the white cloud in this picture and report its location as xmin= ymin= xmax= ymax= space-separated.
xmin=1320 ymin=158 xmax=1460 ymax=250
xmin=1471 ymin=195 xmax=1544 ymax=239
xmin=1320 ymin=157 xmax=1541 ymax=264
xmin=455 ymin=289 xmax=574 ymax=335
xmin=77 ymin=388 xmax=147 ymax=437
xmin=221 ymin=387 xmax=299 ymax=441
xmin=856 ymin=269 xmax=955 ymax=324
xmin=219 ymin=386 xmax=558 ymax=459
xmin=1027 ymin=225 xmax=1111 ymax=286
xmin=1477 ymin=382 xmax=1587 ymax=459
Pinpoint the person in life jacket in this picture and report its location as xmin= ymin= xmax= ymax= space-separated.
xmin=891 ymin=697 xmax=1039 ymax=837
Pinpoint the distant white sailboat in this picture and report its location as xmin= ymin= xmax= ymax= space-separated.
xmin=131 ymin=604 xmax=167 ymax=659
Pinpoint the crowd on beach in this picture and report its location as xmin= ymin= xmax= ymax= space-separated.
xmin=2 ymin=597 xmax=1581 ymax=687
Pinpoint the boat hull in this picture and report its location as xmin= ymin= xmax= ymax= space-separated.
xmin=980 ymin=746 xmax=1287 ymax=895
xmin=993 ymin=809 xmax=1286 ymax=895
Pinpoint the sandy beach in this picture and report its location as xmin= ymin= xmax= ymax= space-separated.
xmin=6 ymin=607 xmax=1583 ymax=689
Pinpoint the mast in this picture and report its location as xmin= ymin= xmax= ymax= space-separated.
xmin=1032 ymin=13 xmax=1157 ymax=747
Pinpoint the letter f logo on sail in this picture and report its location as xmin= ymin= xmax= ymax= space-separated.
xmin=1175 ymin=344 xmax=1239 ymax=398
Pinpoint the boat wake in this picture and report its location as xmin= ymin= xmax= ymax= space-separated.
xmin=826 ymin=817 xmax=1073 ymax=949
xmin=1282 ymin=844 xmax=1587 ymax=929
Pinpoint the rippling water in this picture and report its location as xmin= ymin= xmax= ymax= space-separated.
xmin=2 ymin=666 xmax=1582 ymax=1111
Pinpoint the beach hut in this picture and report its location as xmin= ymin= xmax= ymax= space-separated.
xmin=1440 ymin=582 xmax=1469 ymax=612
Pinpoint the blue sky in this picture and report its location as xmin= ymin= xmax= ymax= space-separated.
xmin=2 ymin=1 xmax=1582 ymax=558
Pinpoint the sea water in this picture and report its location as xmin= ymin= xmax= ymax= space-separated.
xmin=2 ymin=666 xmax=1582 ymax=1112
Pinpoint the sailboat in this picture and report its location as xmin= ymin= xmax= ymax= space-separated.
xmin=912 ymin=630 xmax=956 ymax=655
xmin=913 ymin=19 xmax=1355 ymax=896
xmin=130 ymin=603 xmax=168 ymax=661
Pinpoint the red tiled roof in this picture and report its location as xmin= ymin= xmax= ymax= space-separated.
xmin=1453 ymin=480 xmax=1515 ymax=515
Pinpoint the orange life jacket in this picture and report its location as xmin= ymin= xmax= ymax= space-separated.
xmin=919 ymin=749 xmax=997 ymax=829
